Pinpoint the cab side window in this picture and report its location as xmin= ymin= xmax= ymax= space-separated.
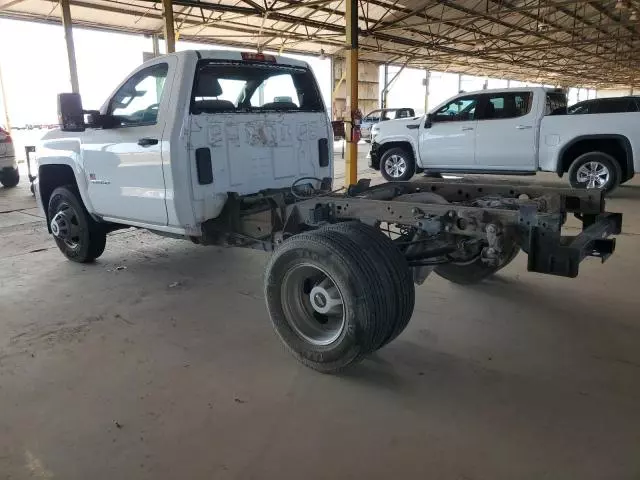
xmin=433 ymin=96 xmax=478 ymax=122
xmin=109 ymin=63 xmax=169 ymax=127
xmin=478 ymin=92 xmax=532 ymax=120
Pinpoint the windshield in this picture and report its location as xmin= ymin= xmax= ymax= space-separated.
xmin=191 ymin=61 xmax=324 ymax=114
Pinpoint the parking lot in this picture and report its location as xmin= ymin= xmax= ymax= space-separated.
xmin=2 ymin=160 xmax=640 ymax=479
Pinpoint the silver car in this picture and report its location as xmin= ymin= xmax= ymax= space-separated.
xmin=0 ymin=126 xmax=19 ymax=188
xmin=360 ymin=107 xmax=415 ymax=142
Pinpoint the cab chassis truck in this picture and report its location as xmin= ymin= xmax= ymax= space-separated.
xmin=35 ymin=50 xmax=622 ymax=372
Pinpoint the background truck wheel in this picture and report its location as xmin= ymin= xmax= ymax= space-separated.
xmin=0 ymin=167 xmax=19 ymax=188
xmin=380 ymin=147 xmax=415 ymax=182
xmin=324 ymin=221 xmax=415 ymax=345
xmin=434 ymin=242 xmax=520 ymax=285
xmin=568 ymin=151 xmax=621 ymax=192
xmin=48 ymin=186 xmax=107 ymax=263
xmin=264 ymin=230 xmax=398 ymax=373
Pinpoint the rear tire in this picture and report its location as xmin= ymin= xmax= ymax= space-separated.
xmin=0 ymin=167 xmax=19 ymax=188
xmin=324 ymin=221 xmax=415 ymax=345
xmin=380 ymin=147 xmax=415 ymax=182
xmin=48 ymin=186 xmax=107 ymax=263
xmin=568 ymin=151 xmax=621 ymax=192
xmin=264 ymin=230 xmax=397 ymax=373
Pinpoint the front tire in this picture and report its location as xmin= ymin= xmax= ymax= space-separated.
xmin=0 ymin=167 xmax=19 ymax=188
xmin=380 ymin=147 xmax=415 ymax=182
xmin=48 ymin=186 xmax=107 ymax=263
xmin=568 ymin=151 xmax=621 ymax=192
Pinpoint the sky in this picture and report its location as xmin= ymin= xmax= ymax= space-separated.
xmin=0 ymin=17 xmax=595 ymax=127
xmin=0 ymin=18 xmax=331 ymax=126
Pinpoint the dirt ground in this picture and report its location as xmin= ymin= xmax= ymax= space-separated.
xmin=1 ymin=161 xmax=640 ymax=480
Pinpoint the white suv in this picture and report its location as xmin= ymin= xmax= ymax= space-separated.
xmin=0 ymin=126 xmax=19 ymax=188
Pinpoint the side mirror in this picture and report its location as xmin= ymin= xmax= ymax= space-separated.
xmin=57 ymin=93 xmax=85 ymax=132
xmin=425 ymin=113 xmax=433 ymax=129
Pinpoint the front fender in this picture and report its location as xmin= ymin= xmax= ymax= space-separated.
xmin=377 ymin=134 xmax=420 ymax=162
xmin=37 ymin=137 xmax=96 ymax=216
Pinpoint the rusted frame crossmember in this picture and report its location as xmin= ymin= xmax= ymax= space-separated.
xmin=287 ymin=181 xmax=607 ymax=238
xmin=359 ymin=180 xmax=605 ymax=214
xmin=293 ymin=196 xmax=557 ymax=238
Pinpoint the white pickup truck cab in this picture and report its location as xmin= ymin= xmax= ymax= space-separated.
xmin=35 ymin=50 xmax=332 ymax=262
xmin=370 ymin=87 xmax=639 ymax=191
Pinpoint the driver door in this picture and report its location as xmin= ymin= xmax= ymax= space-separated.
xmin=81 ymin=59 xmax=174 ymax=225
xmin=418 ymin=94 xmax=479 ymax=169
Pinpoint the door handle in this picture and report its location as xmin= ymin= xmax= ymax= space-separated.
xmin=461 ymin=127 xmax=474 ymax=131
xmin=516 ymin=125 xmax=532 ymax=130
xmin=138 ymin=137 xmax=159 ymax=147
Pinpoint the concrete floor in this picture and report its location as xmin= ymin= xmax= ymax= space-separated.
xmin=1 ymin=162 xmax=640 ymax=479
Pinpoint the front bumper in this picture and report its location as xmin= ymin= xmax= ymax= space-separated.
xmin=369 ymin=142 xmax=381 ymax=170
xmin=0 ymin=156 xmax=17 ymax=170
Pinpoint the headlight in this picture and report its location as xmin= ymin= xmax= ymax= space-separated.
xmin=371 ymin=124 xmax=380 ymax=134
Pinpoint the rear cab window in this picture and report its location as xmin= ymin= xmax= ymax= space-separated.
xmin=190 ymin=61 xmax=324 ymax=114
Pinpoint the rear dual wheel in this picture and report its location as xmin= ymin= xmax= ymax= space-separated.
xmin=264 ymin=223 xmax=414 ymax=373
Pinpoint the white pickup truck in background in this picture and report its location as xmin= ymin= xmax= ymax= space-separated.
xmin=369 ymin=87 xmax=640 ymax=191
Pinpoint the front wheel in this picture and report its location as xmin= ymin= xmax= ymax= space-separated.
xmin=380 ymin=147 xmax=415 ymax=182
xmin=48 ymin=186 xmax=107 ymax=263
xmin=0 ymin=167 xmax=19 ymax=188
xmin=568 ymin=152 xmax=621 ymax=192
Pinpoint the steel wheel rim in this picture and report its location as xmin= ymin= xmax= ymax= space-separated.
xmin=384 ymin=154 xmax=407 ymax=178
xmin=281 ymin=263 xmax=345 ymax=346
xmin=51 ymin=202 xmax=83 ymax=250
xmin=576 ymin=161 xmax=610 ymax=189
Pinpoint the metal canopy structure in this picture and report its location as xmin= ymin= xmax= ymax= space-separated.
xmin=2 ymin=0 xmax=639 ymax=88
xmin=2 ymin=0 xmax=640 ymax=88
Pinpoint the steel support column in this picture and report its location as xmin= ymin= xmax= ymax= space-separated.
xmin=60 ymin=0 xmax=80 ymax=94
xmin=0 ymin=61 xmax=11 ymax=132
xmin=423 ymin=69 xmax=430 ymax=113
xmin=152 ymin=34 xmax=161 ymax=57
xmin=381 ymin=63 xmax=388 ymax=108
xmin=344 ymin=0 xmax=358 ymax=187
xmin=162 ymin=0 xmax=176 ymax=53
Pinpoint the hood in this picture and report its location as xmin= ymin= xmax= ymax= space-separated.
xmin=372 ymin=116 xmax=422 ymax=134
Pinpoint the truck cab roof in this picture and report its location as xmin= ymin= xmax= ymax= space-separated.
xmin=162 ymin=49 xmax=311 ymax=69
xmin=455 ymin=86 xmax=559 ymax=97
